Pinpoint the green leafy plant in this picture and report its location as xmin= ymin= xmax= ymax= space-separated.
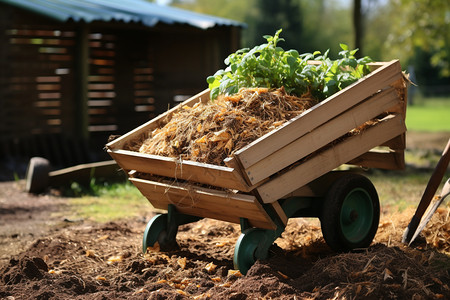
xmin=207 ymin=29 xmax=373 ymax=100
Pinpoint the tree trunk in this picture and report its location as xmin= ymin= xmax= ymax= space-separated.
xmin=353 ymin=0 xmax=363 ymax=57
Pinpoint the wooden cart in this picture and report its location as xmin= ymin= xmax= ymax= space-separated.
xmin=106 ymin=60 xmax=407 ymax=274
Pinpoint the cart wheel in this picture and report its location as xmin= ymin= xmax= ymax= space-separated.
xmin=233 ymin=228 xmax=268 ymax=275
xmin=320 ymin=174 xmax=380 ymax=252
xmin=26 ymin=157 xmax=50 ymax=194
xmin=142 ymin=214 xmax=169 ymax=253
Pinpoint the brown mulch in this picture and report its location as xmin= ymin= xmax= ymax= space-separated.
xmin=1 ymin=206 xmax=449 ymax=300
xmin=126 ymin=87 xmax=317 ymax=166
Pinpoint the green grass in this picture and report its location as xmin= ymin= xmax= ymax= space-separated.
xmin=406 ymin=96 xmax=450 ymax=131
xmin=65 ymin=181 xmax=151 ymax=223
xmin=366 ymin=170 xmax=433 ymax=212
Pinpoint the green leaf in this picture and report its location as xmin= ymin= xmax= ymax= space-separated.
xmin=339 ymin=43 xmax=349 ymax=51
xmin=210 ymin=87 xmax=220 ymax=100
xmin=350 ymin=49 xmax=359 ymax=56
xmin=206 ymin=76 xmax=216 ymax=84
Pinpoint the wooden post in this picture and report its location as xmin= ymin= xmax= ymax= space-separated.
xmin=74 ymin=23 xmax=90 ymax=140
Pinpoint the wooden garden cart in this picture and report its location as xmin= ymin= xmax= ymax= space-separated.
xmin=106 ymin=60 xmax=407 ymax=274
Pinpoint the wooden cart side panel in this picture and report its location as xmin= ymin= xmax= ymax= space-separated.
xmin=108 ymin=149 xmax=251 ymax=192
xmin=106 ymin=89 xmax=210 ymax=150
xmin=256 ymin=114 xmax=407 ymax=203
xmin=242 ymin=87 xmax=402 ymax=185
xmin=234 ymin=60 xmax=402 ymax=169
xmin=129 ymin=178 xmax=276 ymax=230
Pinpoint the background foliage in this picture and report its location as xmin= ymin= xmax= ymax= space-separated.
xmin=155 ymin=0 xmax=449 ymax=97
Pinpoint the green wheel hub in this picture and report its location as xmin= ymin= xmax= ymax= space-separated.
xmin=142 ymin=206 xmax=202 ymax=253
xmin=142 ymin=214 xmax=168 ymax=253
xmin=234 ymin=228 xmax=269 ymax=275
xmin=340 ymin=188 xmax=374 ymax=244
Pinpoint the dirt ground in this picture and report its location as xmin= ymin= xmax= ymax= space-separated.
xmin=0 ymin=132 xmax=449 ymax=299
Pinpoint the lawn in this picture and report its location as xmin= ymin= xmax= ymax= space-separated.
xmin=64 ymin=180 xmax=150 ymax=222
xmin=406 ymin=96 xmax=450 ymax=131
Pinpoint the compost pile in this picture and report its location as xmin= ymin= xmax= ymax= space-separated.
xmin=1 ymin=206 xmax=449 ymax=300
xmin=129 ymin=87 xmax=317 ymax=166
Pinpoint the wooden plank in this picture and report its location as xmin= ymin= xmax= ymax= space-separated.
xmin=129 ymin=177 xmax=276 ymax=230
xmin=106 ymin=89 xmax=210 ymax=150
xmin=256 ymin=114 xmax=406 ymax=203
xmin=48 ymin=160 xmax=123 ymax=186
xmin=234 ymin=60 xmax=402 ymax=170
xmin=243 ymin=87 xmax=401 ymax=185
xmin=382 ymin=134 xmax=406 ymax=150
xmin=270 ymin=201 xmax=288 ymax=226
xmin=347 ymin=150 xmax=405 ymax=170
xmin=108 ymin=149 xmax=251 ymax=192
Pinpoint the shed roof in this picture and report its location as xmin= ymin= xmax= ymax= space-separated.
xmin=0 ymin=0 xmax=245 ymax=29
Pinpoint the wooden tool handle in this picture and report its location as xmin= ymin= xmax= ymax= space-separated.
xmin=413 ymin=138 xmax=450 ymax=218
xmin=404 ymin=137 xmax=450 ymax=243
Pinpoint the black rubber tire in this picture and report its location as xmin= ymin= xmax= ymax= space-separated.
xmin=320 ymin=174 xmax=380 ymax=252
xmin=26 ymin=157 xmax=51 ymax=194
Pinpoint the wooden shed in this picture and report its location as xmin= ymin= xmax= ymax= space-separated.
xmin=0 ymin=0 xmax=243 ymax=178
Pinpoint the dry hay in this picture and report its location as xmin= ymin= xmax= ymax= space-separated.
xmin=421 ymin=206 xmax=450 ymax=255
xmin=126 ymin=87 xmax=317 ymax=166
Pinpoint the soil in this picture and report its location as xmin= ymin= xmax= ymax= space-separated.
xmin=1 ymin=132 xmax=449 ymax=300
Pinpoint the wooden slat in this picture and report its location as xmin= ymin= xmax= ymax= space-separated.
xmin=48 ymin=160 xmax=121 ymax=186
xmin=129 ymin=177 xmax=276 ymax=230
xmin=106 ymin=89 xmax=210 ymax=150
xmin=270 ymin=201 xmax=288 ymax=226
xmin=108 ymin=149 xmax=251 ymax=192
xmin=347 ymin=150 xmax=405 ymax=170
xmin=242 ymin=87 xmax=402 ymax=185
xmin=234 ymin=60 xmax=402 ymax=170
xmin=382 ymin=134 xmax=406 ymax=150
xmin=255 ymin=114 xmax=407 ymax=203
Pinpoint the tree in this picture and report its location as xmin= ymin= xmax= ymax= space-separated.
xmin=385 ymin=0 xmax=450 ymax=77
xmin=353 ymin=0 xmax=363 ymax=57
xmin=245 ymin=0 xmax=303 ymax=51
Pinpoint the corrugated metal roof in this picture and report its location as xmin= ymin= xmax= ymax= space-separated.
xmin=0 ymin=0 xmax=245 ymax=29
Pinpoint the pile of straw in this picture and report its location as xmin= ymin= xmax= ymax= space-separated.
xmin=130 ymin=87 xmax=317 ymax=166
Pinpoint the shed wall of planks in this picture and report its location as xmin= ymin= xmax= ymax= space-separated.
xmin=0 ymin=4 xmax=238 ymax=168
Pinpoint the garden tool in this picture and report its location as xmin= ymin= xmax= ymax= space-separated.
xmin=402 ymin=138 xmax=450 ymax=244
xmin=408 ymin=178 xmax=450 ymax=245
